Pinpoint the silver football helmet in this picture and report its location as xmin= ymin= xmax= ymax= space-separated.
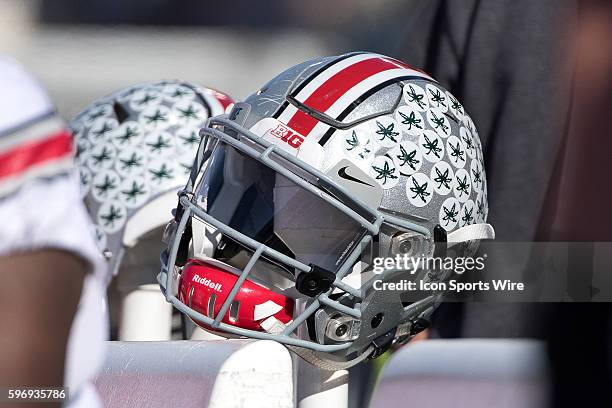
xmin=159 ymin=53 xmax=494 ymax=368
xmin=71 ymin=80 xmax=233 ymax=276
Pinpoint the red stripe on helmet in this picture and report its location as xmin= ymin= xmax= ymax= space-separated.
xmin=286 ymin=57 xmax=402 ymax=136
xmin=383 ymin=57 xmax=430 ymax=75
xmin=208 ymin=89 xmax=234 ymax=112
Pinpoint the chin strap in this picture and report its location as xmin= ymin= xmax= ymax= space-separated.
xmin=286 ymin=344 xmax=375 ymax=371
xmin=446 ymin=223 xmax=495 ymax=246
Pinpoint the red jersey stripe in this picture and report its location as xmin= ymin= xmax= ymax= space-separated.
xmin=0 ymin=130 xmax=73 ymax=180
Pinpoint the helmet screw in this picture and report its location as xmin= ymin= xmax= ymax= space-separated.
xmin=399 ymin=240 xmax=412 ymax=253
xmin=335 ymin=324 xmax=348 ymax=338
xmin=296 ymin=263 xmax=337 ymax=297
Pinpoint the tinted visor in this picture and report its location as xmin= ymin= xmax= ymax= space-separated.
xmin=195 ymin=142 xmax=367 ymax=273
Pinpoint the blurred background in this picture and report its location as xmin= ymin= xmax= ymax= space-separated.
xmin=0 ymin=0 xmax=408 ymax=118
xmin=2 ymin=1 xmax=611 ymax=406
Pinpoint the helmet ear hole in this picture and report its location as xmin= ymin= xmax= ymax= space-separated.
xmin=371 ymin=312 xmax=384 ymax=328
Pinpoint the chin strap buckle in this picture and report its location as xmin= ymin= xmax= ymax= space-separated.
xmin=369 ymin=328 xmax=397 ymax=359
xmin=409 ymin=317 xmax=431 ymax=336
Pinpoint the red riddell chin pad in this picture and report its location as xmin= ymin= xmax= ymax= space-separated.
xmin=179 ymin=259 xmax=294 ymax=332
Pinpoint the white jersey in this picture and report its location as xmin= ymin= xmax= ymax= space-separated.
xmin=0 ymin=55 xmax=109 ymax=408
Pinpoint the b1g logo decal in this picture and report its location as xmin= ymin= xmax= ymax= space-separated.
xmin=249 ymin=118 xmax=312 ymax=156
xmin=270 ymin=124 xmax=305 ymax=149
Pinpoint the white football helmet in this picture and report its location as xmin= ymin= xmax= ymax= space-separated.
xmin=159 ymin=53 xmax=494 ymax=368
xmin=71 ymin=80 xmax=233 ymax=274
xmin=71 ymin=80 xmax=233 ymax=340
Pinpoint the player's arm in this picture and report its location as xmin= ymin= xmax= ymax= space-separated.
xmin=0 ymin=55 xmax=102 ymax=405
xmin=0 ymin=250 xmax=85 ymax=394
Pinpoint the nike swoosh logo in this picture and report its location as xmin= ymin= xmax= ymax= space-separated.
xmin=338 ymin=166 xmax=374 ymax=187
